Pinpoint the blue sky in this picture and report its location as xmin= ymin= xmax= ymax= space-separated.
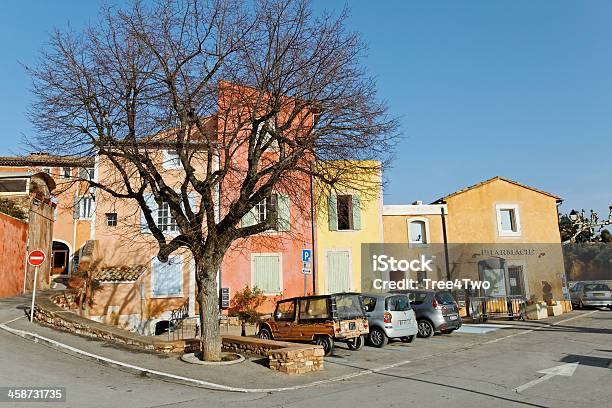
xmin=1 ymin=1 xmax=610 ymax=217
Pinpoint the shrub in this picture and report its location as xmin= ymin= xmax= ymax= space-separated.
xmin=230 ymin=286 xmax=267 ymax=324
xmin=0 ymin=198 xmax=26 ymax=220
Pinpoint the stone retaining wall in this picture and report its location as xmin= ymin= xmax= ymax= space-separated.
xmin=34 ymin=294 xmax=323 ymax=374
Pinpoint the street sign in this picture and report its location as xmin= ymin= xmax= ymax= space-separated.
xmin=302 ymin=249 xmax=312 ymax=263
xmin=27 ymin=250 xmax=46 ymax=266
xmin=301 ymin=266 xmax=312 ymax=275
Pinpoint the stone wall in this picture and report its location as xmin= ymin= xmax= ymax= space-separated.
xmin=222 ymin=335 xmax=324 ymax=374
xmin=0 ymin=212 xmax=28 ymax=298
xmin=35 ymin=294 xmax=324 ymax=374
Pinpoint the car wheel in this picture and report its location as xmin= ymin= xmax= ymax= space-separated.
xmin=417 ymin=320 xmax=434 ymax=338
xmin=400 ymin=335 xmax=415 ymax=343
xmin=314 ymin=335 xmax=335 ymax=356
xmin=258 ymin=327 xmax=273 ymax=340
xmin=346 ymin=335 xmax=365 ymax=351
xmin=368 ymin=327 xmax=388 ymax=348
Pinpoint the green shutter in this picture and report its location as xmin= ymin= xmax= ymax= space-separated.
xmin=73 ymin=197 xmax=80 ymax=220
xmin=352 ymin=195 xmax=361 ymax=230
xmin=328 ymin=195 xmax=338 ymax=231
xmin=241 ymin=206 xmax=257 ymax=227
xmin=327 ymin=251 xmax=350 ymax=293
xmin=277 ymin=194 xmax=290 ymax=232
xmin=253 ymin=255 xmax=280 ymax=293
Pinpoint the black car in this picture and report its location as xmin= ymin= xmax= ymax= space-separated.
xmin=392 ymin=289 xmax=462 ymax=338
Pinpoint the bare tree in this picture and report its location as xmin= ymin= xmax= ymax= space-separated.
xmin=27 ymin=0 xmax=398 ymax=361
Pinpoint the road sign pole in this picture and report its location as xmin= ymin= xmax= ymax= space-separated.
xmin=29 ymin=265 xmax=39 ymax=323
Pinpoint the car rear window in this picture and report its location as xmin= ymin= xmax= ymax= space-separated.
xmin=435 ymin=292 xmax=456 ymax=305
xmin=334 ymin=294 xmax=365 ymax=319
xmin=583 ymin=284 xmax=610 ymax=292
xmin=406 ymin=292 xmax=429 ymax=305
xmin=361 ymin=296 xmax=377 ymax=313
xmin=299 ymin=298 xmax=330 ymax=321
xmin=386 ymin=295 xmax=411 ymax=311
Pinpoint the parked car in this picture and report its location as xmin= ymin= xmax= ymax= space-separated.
xmin=257 ymin=293 xmax=369 ymax=356
xmin=570 ymin=282 xmax=612 ymax=309
xmin=392 ymin=289 xmax=462 ymax=338
xmin=360 ymin=293 xmax=418 ymax=347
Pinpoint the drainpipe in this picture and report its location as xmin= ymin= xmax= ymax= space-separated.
xmin=441 ymin=206 xmax=451 ymax=281
xmin=309 ymin=165 xmax=316 ymax=294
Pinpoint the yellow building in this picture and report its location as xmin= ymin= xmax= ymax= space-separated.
xmin=314 ymin=161 xmax=383 ymax=294
xmin=382 ymin=176 xmax=568 ymax=313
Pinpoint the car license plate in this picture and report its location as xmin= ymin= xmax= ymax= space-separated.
xmin=594 ymin=293 xmax=604 ymax=297
xmin=398 ymin=320 xmax=407 ymax=326
xmin=449 ymin=314 xmax=458 ymax=321
xmin=349 ymin=322 xmax=356 ymax=330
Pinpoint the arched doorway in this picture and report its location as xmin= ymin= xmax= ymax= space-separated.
xmin=51 ymin=241 xmax=70 ymax=275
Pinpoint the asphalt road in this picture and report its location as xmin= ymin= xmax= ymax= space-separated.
xmin=0 ymin=302 xmax=611 ymax=407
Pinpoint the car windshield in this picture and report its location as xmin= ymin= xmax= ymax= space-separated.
xmin=583 ymin=284 xmax=610 ymax=292
xmin=435 ymin=292 xmax=456 ymax=305
xmin=334 ymin=294 xmax=365 ymax=319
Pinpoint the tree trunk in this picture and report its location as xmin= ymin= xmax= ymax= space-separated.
xmin=196 ymin=256 xmax=222 ymax=361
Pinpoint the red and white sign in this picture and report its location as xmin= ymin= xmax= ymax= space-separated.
xmin=27 ymin=250 xmax=46 ymax=267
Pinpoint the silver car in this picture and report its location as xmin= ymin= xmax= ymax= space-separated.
xmin=570 ymin=282 xmax=612 ymax=309
xmin=360 ymin=293 xmax=418 ymax=347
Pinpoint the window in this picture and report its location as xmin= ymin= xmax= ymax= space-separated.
xmin=361 ymin=296 xmax=377 ymax=313
xmin=508 ymin=265 xmax=526 ymax=296
xmin=61 ymin=167 xmax=72 ymax=179
xmin=157 ymin=202 xmax=178 ymax=232
xmin=0 ymin=179 xmax=28 ymax=195
xmin=337 ymin=195 xmax=353 ymax=230
xmin=252 ymin=254 xmax=281 ymax=294
xmin=386 ymin=295 xmax=411 ymax=311
xmin=241 ymin=194 xmax=290 ymax=232
xmin=416 ymin=270 xmax=427 ymax=286
xmin=162 ymin=150 xmax=182 ymax=169
xmin=299 ymin=298 xmax=330 ymax=321
xmin=79 ymin=167 xmax=95 ymax=181
xmin=74 ymin=196 xmax=94 ymax=219
xmin=275 ymin=300 xmax=295 ymax=321
xmin=328 ymin=194 xmax=361 ymax=231
xmin=257 ymin=120 xmax=278 ymax=150
xmin=406 ymin=291 xmax=428 ymax=305
xmin=106 ymin=213 xmax=117 ymax=227
xmin=496 ymin=204 xmax=521 ymax=236
xmin=408 ymin=220 xmax=428 ymax=245
xmin=151 ymin=256 xmax=183 ymax=297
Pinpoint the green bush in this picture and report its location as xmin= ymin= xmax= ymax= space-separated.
xmin=0 ymin=198 xmax=26 ymax=220
xmin=229 ymin=286 xmax=267 ymax=324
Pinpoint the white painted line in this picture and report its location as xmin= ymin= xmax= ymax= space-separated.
xmin=1 ymin=315 xmax=25 ymax=325
xmin=0 ymin=323 xmax=411 ymax=393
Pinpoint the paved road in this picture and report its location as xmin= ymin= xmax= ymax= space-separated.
xmin=0 ymin=295 xmax=611 ymax=408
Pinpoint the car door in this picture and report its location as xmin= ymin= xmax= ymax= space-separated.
xmin=273 ymin=299 xmax=296 ymax=340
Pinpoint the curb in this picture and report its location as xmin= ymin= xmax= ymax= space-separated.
xmin=0 ymin=322 xmax=412 ymax=394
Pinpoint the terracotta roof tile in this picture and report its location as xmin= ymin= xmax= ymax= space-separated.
xmin=94 ymin=265 xmax=147 ymax=282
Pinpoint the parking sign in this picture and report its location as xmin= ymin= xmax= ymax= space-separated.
xmin=302 ymin=249 xmax=312 ymax=263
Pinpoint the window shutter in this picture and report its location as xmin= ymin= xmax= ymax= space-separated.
xmin=253 ymin=255 xmax=280 ymax=293
xmin=241 ymin=205 xmax=257 ymax=227
xmin=328 ymin=195 xmax=338 ymax=231
xmin=141 ymin=193 xmax=157 ymax=234
xmin=73 ymin=197 xmax=80 ymax=219
xmin=277 ymin=194 xmax=290 ymax=232
xmin=152 ymin=256 xmax=183 ymax=297
xmin=352 ymin=195 xmax=361 ymax=230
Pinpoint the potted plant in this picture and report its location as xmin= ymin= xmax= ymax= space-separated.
xmin=230 ymin=286 xmax=267 ymax=336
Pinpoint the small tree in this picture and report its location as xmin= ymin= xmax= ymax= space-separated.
xmin=27 ymin=0 xmax=397 ymax=360
xmin=230 ymin=286 xmax=267 ymax=333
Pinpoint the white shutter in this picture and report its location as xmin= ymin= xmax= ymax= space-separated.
xmin=152 ymin=256 xmax=183 ymax=297
xmin=327 ymin=251 xmax=350 ymax=293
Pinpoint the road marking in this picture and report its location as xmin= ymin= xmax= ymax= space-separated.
xmin=0 ymin=323 xmax=411 ymax=393
xmin=514 ymin=363 xmax=579 ymax=393
xmin=1 ymin=316 xmax=24 ymax=325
